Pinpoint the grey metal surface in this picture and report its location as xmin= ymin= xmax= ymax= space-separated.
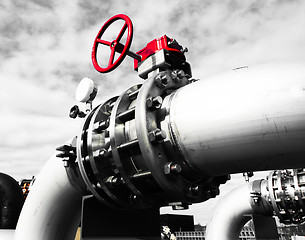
xmin=167 ymin=63 xmax=305 ymax=176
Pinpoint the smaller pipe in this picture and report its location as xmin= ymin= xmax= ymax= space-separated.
xmin=206 ymin=179 xmax=275 ymax=240
xmin=205 ymin=183 xmax=253 ymax=240
xmin=14 ymin=153 xmax=84 ymax=240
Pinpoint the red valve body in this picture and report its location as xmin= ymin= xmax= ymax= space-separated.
xmin=134 ymin=35 xmax=186 ymax=70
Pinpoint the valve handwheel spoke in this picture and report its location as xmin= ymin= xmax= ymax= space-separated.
xmin=116 ymin=23 xmax=128 ymax=43
xmin=96 ymin=39 xmax=111 ymax=46
xmin=92 ymin=14 xmax=134 ymax=73
xmin=109 ymin=48 xmax=116 ymax=66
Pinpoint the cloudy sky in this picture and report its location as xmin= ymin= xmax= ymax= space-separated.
xmin=1 ymin=0 xmax=305 ymax=225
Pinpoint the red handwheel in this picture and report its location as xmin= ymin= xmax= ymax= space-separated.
xmin=92 ymin=14 xmax=133 ymax=73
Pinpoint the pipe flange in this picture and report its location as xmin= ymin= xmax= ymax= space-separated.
xmin=85 ymin=97 xmax=132 ymax=207
xmin=109 ymin=85 xmax=146 ymax=202
xmin=77 ymin=104 xmax=117 ymax=207
xmin=108 ymin=84 xmax=159 ymax=208
xmin=136 ymin=70 xmax=193 ymax=202
xmin=268 ymin=169 xmax=305 ymax=224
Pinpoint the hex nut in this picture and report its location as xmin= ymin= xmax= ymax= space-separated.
xmin=177 ymin=70 xmax=186 ymax=78
xmin=155 ymin=74 xmax=170 ymax=88
xmin=164 ymin=162 xmax=182 ymax=175
xmin=146 ymin=96 xmax=163 ymax=109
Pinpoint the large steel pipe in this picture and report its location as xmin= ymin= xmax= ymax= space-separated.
xmin=75 ymin=62 xmax=305 ymax=209
xmin=166 ymin=62 xmax=305 ymax=176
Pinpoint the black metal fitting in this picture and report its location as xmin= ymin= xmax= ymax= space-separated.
xmin=69 ymin=105 xmax=86 ymax=119
xmin=56 ymin=144 xmax=76 ymax=167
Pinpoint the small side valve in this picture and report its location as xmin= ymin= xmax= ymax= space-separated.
xmin=69 ymin=105 xmax=86 ymax=119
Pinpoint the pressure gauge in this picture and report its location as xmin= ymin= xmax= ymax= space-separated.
xmin=75 ymin=77 xmax=98 ymax=103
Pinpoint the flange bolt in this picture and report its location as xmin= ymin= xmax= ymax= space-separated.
xmin=148 ymin=129 xmax=167 ymax=143
xmin=146 ymin=96 xmax=163 ymax=109
xmin=171 ymin=70 xmax=186 ymax=83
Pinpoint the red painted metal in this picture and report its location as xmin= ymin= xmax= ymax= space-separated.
xmin=134 ymin=35 xmax=186 ymax=70
xmin=91 ymin=14 xmax=133 ymax=73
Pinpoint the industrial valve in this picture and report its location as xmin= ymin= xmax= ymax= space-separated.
xmin=11 ymin=13 xmax=305 ymax=240
xmin=58 ymin=14 xmax=229 ymax=211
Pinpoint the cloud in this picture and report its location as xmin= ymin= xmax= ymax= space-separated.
xmin=0 ymin=73 xmax=81 ymax=180
xmin=189 ymin=0 xmax=305 ymax=77
xmin=3 ymin=0 xmax=304 ymax=91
